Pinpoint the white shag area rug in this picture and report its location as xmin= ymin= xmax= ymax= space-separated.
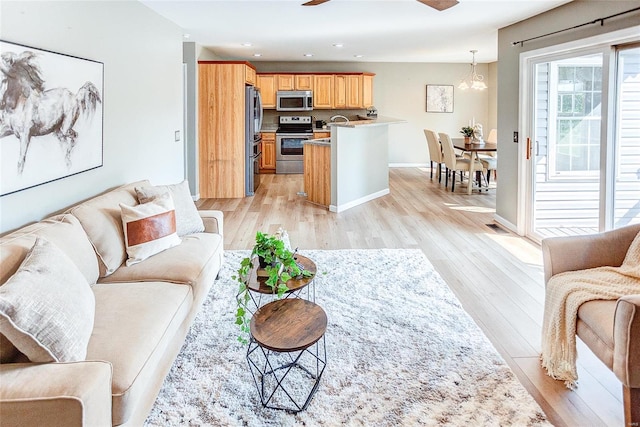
xmin=145 ymin=249 xmax=550 ymax=426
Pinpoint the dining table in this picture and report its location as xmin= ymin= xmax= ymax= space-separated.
xmin=452 ymin=137 xmax=498 ymax=195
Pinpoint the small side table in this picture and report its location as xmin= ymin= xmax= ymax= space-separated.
xmin=247 ymin=298 xmax=327 ymax=413
xmin=245 ymin=255 xmax=317 ymax=311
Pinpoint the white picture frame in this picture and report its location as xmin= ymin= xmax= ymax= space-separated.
xmin=426 ymin=84 xmax=454 ymax=113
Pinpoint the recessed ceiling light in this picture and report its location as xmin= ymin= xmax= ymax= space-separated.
xmin=242 ymin=42 xmax=252 ymax=47
xmin=333 ymin=43 xmax=344 ymax=48
xmin=183 ymin=34 xmax=191 ymax=39
xmin=304 ymin=53 xmax=314 ymax=57
xmin=253 ymin=53 xmax=262 ymax=57
xmin=354 ymin=54 xmax=364 ymax=58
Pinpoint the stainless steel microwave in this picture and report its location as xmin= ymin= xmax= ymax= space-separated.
xmin=276 ymin=90 xmax=313 ymax=111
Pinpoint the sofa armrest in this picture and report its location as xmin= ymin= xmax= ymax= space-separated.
xmin=0 ymin=361 xmax=112 ymax=427
xmin=541 ymin=223 xmax=640 ymax=285
xmin=199 ymin=210 xmax=223 ymax=237
xmin=614 ymin=294 xmax=640 ymax=387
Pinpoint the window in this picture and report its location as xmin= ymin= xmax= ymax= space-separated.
xmin=548 ymin=60 xmax=602 ymax=178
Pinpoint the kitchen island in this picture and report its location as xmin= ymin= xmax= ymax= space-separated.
xmin=304 ymin=116 xmax=405 ymax=212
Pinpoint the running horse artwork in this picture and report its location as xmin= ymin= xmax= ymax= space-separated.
xmin=0 ymin=47 xmax=102 ymax=176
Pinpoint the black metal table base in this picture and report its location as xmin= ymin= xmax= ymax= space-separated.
xmin=246 ymin=336 xmax=327 ymax=413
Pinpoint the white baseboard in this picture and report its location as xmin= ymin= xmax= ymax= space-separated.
xmin=330 ymin=188 xmax=390 ymax=213
xmin=389 ymin=163 xmax=429 ymax=168
xmin=191 ymin=193 xmax=200 ymax=202
xmin=493 ymin=214 xmax=519 ymax=235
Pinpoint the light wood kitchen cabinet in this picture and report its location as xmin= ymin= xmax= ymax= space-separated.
xmin=245 ymin=65 xmax=256 ymax=86
xmin=333 ymin=75 xmax=346 ymax=109
xmin=313 ymin=132 xmax=331 ymax=139
xmin=304 ymin=143 xmax=331 ymax=207
xmin=334 ymin=74 xmax=364 ymax=108
xmin=257 ymin=74 xmax=276 ymax=108
xmin=260 ymin=132 xmax=276 ymax=172
xmin=313 ymin=75 xmax=334 ymax=109
xmin=277 ymin=74 xmax=294 ymax=91
xmin=198 ymin=62 xmax=247 ymax=198
xmin=295 ymin=75 xmax=313 ymax=91
xmin=363 ymin=74 xmax=374 ymax=108
xmin=345 ymin=74 xmax=363 ymax=108
xmin=259 ymin=72 xmax=374 ymax=109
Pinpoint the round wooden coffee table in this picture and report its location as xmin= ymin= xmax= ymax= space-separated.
xmin=246 ymin=298 xmax=327 ymax=413
xmin=246 ymin=254 xmax=317 ymax=310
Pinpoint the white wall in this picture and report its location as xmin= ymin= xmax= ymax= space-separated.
xmin=496 ymin=0 xmax=640 ymax=228
xmin=255 ymin=61 xmax=493 ymax=165
xmin=0 ymin=1 xmax=185 ymax=233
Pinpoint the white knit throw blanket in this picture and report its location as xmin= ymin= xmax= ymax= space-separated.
xmin=541 ymin=231 xmax=640 ymax=389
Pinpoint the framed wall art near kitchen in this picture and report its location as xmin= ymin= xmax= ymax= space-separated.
xmin=0 ymin=40 xmax=103 ymax=196
xmin=426 ymin=84 xmax=454 ymax=113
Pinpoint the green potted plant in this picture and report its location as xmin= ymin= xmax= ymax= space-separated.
xmin=233 ymin=231 xmax=313 ymax=343
xmin=460 ymin=126 xmax=474 ymax=142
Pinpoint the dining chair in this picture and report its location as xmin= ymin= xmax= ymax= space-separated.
xmin=439 ymin=132 xmax=484 ymax=192
xmin=423 ymin=129 xmax=444 ymax=182
xmin=478 ymin=128 xmax=497 ymax=184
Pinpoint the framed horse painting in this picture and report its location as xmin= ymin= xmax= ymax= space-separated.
xmin=0 ymin=40 xmax=103 ymax=196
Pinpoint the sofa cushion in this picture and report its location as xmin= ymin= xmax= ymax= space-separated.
xmin=99 ymin=232 xmax=223 ymax=303
xmin=135 ymin=180 xmax=204 ymax=236
xmin=0 ymin=238 xmax=95 ymax=363
xmin=577 ymin=299 xmax=616 ymax=369
xmin=120 ymin=193 xmax=181 ymax=267
xmin=0 ymin=214 xmax=99 ymax=363
xmin=0 ymin=214 xmax=99 ymax=286
xmin=69 ymin=180 xmax=149 ymax=277
xmin=87 ymin=282 xmax=192 ymax=426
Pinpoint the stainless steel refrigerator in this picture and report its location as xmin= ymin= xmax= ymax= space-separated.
xmin=245 ymin=86 xmax=263 ymax=196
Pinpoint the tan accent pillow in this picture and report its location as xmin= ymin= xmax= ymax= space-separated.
xmin=0 ymin=238 xmax=95 ymax=362
xmin=120 ymin=193 xmax=181 ymax=266
xmin=135 ymin=180 xmax=204 ymax=236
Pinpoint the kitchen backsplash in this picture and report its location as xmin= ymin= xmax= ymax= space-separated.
xmin=262 ymin=109 xmax=366 ymax=129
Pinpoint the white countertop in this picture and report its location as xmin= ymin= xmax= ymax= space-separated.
xmin=327 ymin=116 xmax=406 ymax=128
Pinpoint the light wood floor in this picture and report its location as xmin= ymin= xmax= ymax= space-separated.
xmin=197 ymin=168 xmax=623 ymax=426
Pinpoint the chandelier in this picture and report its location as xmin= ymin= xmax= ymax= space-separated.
xmin=458 ymin=50 xmax=487 ymax=90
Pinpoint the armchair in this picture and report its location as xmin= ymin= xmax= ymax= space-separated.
xmin=542 ymin=223 xmax=640 ymax=425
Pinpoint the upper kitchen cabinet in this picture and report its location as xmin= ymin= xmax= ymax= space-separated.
xmin=198 ymin=62 xmax=249 ymax=198
xmin=334 ymin=75 xmax=346 ymax=109
xmin=295 ymin=75 xmax=313 ymax=91
xmin=275 ymin=74 xmax=314 ymax=91
xmin=362 ymin=73 xmax=374 ymax=108
xmin=245 ymin=65 xmax=256 ymax=86
xmin=258 ymin=72 xmax=374 ymax=110
xmin=257 ymin=74 xmax=276 ymax=108
xmin=345 ymin=75 xmax=363 ymax=108
xmin=335 ymin=74 xmax=374 ymax=109
xmin=313 ymin=75 xmax=334 ymax=109
xmin=277 ymin=74 xmax=295 ymax=91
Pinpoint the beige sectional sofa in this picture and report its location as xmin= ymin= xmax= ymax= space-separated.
xmin=0 ymin=180 xmax=224 ymax=426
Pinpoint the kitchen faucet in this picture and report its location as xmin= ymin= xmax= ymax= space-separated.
xmin=329 ymin=115 xmax=349 ymax=124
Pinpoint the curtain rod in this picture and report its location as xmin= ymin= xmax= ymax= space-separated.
xmin=511 ymin=6 xmax=640 ymax=47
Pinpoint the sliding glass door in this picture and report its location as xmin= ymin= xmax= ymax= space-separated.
xmin=528 ymin=52 xmax=604 ymax=240
xmin=612 ymin=45 xmax=640 ymax=229
xmin=522 ymin=42 xmax=640 ymax=242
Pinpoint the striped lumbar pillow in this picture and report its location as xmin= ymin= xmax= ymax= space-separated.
xmin=119 ymin=193 xmax=181 ymax=266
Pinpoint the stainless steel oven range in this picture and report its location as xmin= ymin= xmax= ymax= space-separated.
xmin=275 ymin=116 xmax=313 ymax=174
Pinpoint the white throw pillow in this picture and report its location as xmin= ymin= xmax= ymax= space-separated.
xmin=120 ymin=193 xmax=181 ymax=266
xmin=135 ymin=180 xmax=204 ymax=236
xmin=0 ymin=237 xmax=95 ymax=362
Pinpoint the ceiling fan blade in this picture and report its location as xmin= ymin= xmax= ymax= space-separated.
xmin=302 ymin=0 xmax=331 ymax=5
xmin=416 ymin=0 xmax=459 ymax=11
